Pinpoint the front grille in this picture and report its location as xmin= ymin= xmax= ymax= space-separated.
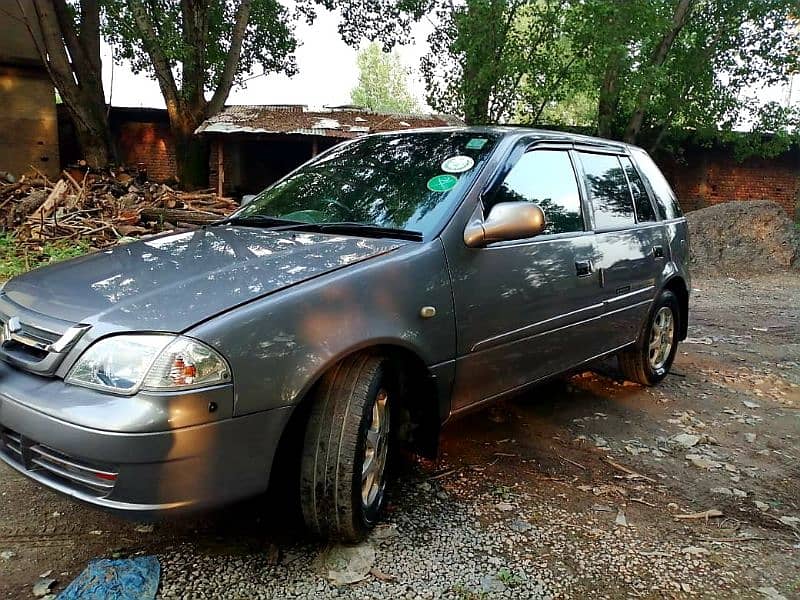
xmin=0 ymin=314 xmax=55 ymax=361
xmin=1 ymin=428 xmax=22 ymax=460
xmin=1 ymin=338 xmax=48 ymax=361
xmin=17 ymin=321 xmax=61 ymax=346
xmin=0 ymin=302 xmax=89 ymax=376
xmin=0 ymin=427 xmax=118 ymax=497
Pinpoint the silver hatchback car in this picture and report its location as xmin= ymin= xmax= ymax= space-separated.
xmin=0 ymin=127 xmax=689 ymax=540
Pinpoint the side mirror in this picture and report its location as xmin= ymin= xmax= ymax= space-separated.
xmin=463 ymin=201 xmax=546 ymax=247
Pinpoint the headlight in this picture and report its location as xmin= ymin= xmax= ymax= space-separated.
xmin=66 ymin=334 xmax=230 ymax=394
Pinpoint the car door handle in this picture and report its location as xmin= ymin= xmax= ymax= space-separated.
xmin=653 ymin=245 xmax=665 ymax=258
xmin=575 ymin=260 xmax=593 ymax=277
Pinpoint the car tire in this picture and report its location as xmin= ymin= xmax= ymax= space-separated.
xmin=300 ymin=353 xmax=393 ymax=541
xmin=618 ymin=289 xmax=680 ymax=386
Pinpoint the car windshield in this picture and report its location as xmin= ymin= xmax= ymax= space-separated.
xmin=235 ymin=131 xmax=500 ymax=239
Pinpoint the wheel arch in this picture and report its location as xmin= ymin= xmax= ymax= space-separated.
xmin=275 ymin=342 xmax=443 ymax=468
xmin=663 ymin=276 xmax=689 ymax=341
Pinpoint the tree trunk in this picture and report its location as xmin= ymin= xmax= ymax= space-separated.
xmin=20 ymin=0 xmax=113 ymax=169
xmin=623 ymin=0 xmax=695 ymax=144
xmin=126 ymin=0 xmax=249 ymax=190
xmin=464 ymin=89 xmax=491 ymax=125
xmin=173 ymin=122 xmax=209 ymax=190
xmin=73 ymin=114 xmax=114 ymax=169
xmin=63 ymin=97 xmax=114 ymax=169
xmin=597 ymin=58 xmax=621 ymax=139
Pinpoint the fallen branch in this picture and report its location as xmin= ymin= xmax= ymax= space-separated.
xmin=425 ymin=468 xmax=460 ymax=481
xmin=675 ymin=509 xmax=723 ymax=520
xmin=695 ymin=536 xmax=768 ymax=543
xmin=558 ymin=455 xmax=586 ymax=470
xmin=29 ymin=179 xmax=68 ymax=222
xmin=630 ymin=497 xmax=656 ymax=508
xmin=604 ymin=458 xmax=658 ymax=483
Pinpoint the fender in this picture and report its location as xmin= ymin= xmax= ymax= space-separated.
xmin=189 ymin=239 xmax=457 ymax=417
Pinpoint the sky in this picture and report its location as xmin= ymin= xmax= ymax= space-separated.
xmin=101 ymin=8 xmax=433 ymax=111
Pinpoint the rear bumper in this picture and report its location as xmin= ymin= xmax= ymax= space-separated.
xmin=0 ymin=391 xmax=292 ymax=517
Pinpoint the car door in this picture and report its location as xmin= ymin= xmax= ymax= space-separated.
xmin=574 ymin=150 xmax=664 ymax=349
xmin=446 ymin=144 xmax=607 ymax=412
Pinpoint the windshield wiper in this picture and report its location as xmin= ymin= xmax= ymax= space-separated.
xmin=217 ymin=215 xmax=422 ymax=241
xmin=215 ymin=214 xmax=305 ymax=228
xmin=273 ymin=222 xmax=423 ymax=241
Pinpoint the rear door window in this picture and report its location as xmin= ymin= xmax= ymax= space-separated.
xmin=577 ymin=152 xmax=636 ymax=230
xmin=621 ymin=157 xmax=656 ymax=222
xmin=630 ymin=147 xmax=683 ymax=219
xmin=490 ymin=149 xmax=584 ymax=235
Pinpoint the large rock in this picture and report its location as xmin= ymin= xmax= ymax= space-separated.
xmin=686 ymin=200 xmax=800 ymax=274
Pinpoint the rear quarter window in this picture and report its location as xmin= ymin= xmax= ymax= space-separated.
xmin=621 ymin=157 xmax=656 ymax=222
xmin=630 ymin=147 xmax=683 ymax=220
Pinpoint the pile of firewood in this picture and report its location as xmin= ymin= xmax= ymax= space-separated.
xmin=0 ymin=168 xmax=238 ymax=249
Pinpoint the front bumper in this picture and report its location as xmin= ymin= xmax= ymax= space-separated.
xmin=0 ymin=389 xmax=293 ymax=516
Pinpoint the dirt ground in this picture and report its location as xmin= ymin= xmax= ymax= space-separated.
xmin=1 ymin=274 xmax=798 ymax=599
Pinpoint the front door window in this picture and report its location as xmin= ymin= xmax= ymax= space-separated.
xmin=489 ymin=150 xmax=584 ymax=236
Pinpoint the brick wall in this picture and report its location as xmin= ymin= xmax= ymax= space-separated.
xmin=115 ymin=120 xmax=176 ymax=183
xmin=59 ymin=107 xmax=179 ymax=182
xmin=658 ymin=148 xmax=800 ymax=219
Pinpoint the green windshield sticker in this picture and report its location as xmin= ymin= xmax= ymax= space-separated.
xmin=427 ymin=174 xmax=459 ymax=193
xmin=466 ymin=138 xmax=488 ymax=150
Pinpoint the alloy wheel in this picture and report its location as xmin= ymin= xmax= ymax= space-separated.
xmin=361 ymin=388 xmax=390 ymax=509
xmin=648 ymin=306 xmax=675 ymax=370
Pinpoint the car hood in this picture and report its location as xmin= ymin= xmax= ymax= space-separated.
xmin=2 ymin=226 xmax=402 ymax=331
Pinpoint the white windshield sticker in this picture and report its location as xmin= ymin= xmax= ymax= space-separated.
xmin=441 ymin=155 xmax=475 ymax=174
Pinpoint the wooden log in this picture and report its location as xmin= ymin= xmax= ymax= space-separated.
xmin=139 ymin=208 xmax=220 ymax=225
xmin=30 ymin=180 xmax=68 ymax=221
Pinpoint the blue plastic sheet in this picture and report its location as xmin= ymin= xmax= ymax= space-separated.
xmin=58 ymin=556 xmax=160 ymax=600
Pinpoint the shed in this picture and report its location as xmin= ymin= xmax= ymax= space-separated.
xmin=195 ymin=105 xmax=459 ymax=197
xmin=0 ymin=0 xmax=60 ymax=179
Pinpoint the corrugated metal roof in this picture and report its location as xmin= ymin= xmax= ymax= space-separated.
xmin=195 ymin=105 xmax=460 ymax=137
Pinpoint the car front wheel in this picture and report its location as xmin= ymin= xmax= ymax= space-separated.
xmin=300 ymin=353 xmax=392 ymax=541
xmin=618 ymin=289 xmax=680 ymax=386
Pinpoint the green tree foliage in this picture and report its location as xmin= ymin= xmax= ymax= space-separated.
xmin=533 ymin=90 xmax=596 ymax=128
xmin=419 ymin=0 xmax=574 ymax=124
xmin=297 ymin=0 xmax=420 ymax=46
xmin=350 ymin=42 xmax=419 ymax=113
xmin=568 ymin=0 xmax=800 ymax=151
xmin=104 ymin=0 xmax=297 ymax=188
xmin=410 ymin=0 xmax=799 ymax=155
xmin=103 ymin=1 xmax=422 ymax=188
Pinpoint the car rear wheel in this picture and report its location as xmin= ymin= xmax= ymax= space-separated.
xmin=300 ymin=353 xmax=392 ymax=541
xmin=618 ymin=289 xmax=680 ymax=386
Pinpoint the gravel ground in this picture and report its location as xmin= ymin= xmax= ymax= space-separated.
xmin=1 ymin=273 xmax=799 ymax=599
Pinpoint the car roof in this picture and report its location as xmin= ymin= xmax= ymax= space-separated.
xmin=372 ymin=125 xmax=634 ymax=153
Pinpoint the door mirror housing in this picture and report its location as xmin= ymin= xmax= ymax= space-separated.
xmin=464 ymin=201 xmax=546 ymax=247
